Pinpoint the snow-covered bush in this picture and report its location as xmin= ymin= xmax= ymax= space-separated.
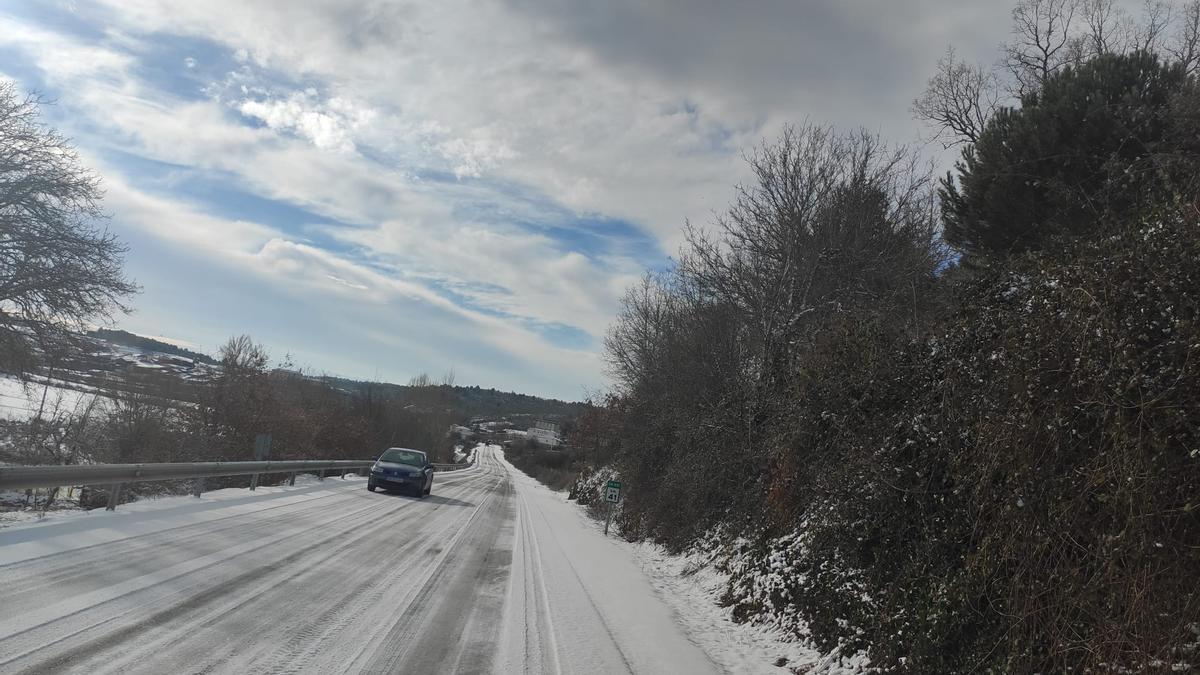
xmin=568 ymin=464 xmax=619 ymax=519
xmin=586 ymin=209 xmax=1200 ymax=672
xmin=751 ymin=212 xmax=1200 ymax=672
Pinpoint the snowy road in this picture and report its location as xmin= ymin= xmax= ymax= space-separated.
xmin=0 ymin=447 xmax=719 ymax=674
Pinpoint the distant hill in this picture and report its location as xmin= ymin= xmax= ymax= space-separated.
xmin=320 ymin=376 xmax=585 ymax=420
xmin=81 ymin=331 xmax=580 ymax=422
xmin=88 ymin=329 xmax=219 ymax=366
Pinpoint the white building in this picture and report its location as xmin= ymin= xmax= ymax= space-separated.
xmin=528 ymin=420 xmax=562 ymax=448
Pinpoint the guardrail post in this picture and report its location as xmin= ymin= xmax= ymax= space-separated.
xmin=288 ymin=472 xmax=296 ymax=486
xmin=192 ymin=478 xmax=204 ymax=498
xmin=249 ymin=472 xmax=259 ymax=491
xmin=318 ymin=468 xmax=325 ymax=482
xmin=106 ymin=483 xmax=122 ymax=511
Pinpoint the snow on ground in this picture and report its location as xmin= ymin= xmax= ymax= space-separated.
xmin=0 ymin=375 xmax=98 ymax=421
xmin=495 ymin=448 xmax=721 ymax=674
xmin=0 ymin=497 xmax=85 ymax=528
xmin=0 ymin=472 xmax=366 ymax=544
xmin=630 ymin=543 xmax=870 ymax=674
xmin=1 ymin=444 xmax=839 ymax=673
xmin=502 ymin=453 xmax=868 ymax=675
xmin=0 ymin=456 xmax=500 ymax=673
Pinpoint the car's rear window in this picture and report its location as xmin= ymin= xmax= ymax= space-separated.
xmin=379 ymin=449 xmax=424 ymax=466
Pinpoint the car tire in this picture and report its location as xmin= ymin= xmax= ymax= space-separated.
xmin=367 ymin=480 xmax=376 ymax=492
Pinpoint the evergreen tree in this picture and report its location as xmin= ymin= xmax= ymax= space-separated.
xmin=941 ymin=51 xmax=1191 ymax=256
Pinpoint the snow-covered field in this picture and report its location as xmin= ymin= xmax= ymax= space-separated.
xmin=0 ymin=334 xmax=220 ymax=424
xmin=0 ymin=375 xmax=98 ymax=421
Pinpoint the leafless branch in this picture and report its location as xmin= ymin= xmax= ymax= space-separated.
xmin=1004 ymin=0 xmax=1082 ymax=96
xmin=0 ymin=81 xmax=138 ymax=375
xmin=913 ymin=48 xmax=1003 ymax=147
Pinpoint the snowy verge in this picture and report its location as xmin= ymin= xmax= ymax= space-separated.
xmin=499 ymin=453 xmax=866 ymax=674
xmin=494 ymin=448 xmax=719 ymax=673
xmin=629 ymin=540 xmax=870 ymax=675
xmin=516 ymin=460 xmax=869 ymax=674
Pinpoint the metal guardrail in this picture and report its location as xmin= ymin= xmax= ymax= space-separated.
xmin=0 ymin=460 xmax=375 ymax=511
xmin=430 ymin=462 xmax=472 ymax=472
xmin=1 ymin=453 xmax=480 ymax=511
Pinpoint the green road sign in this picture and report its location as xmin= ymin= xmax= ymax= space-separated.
xmin=604 ymin=480 xmax=622 ymax=504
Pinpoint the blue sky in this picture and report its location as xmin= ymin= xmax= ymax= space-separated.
xmin=0 ymin=0 xmax=1013 ymax=400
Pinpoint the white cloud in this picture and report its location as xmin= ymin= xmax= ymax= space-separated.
xmin=0 ymin=14 xmax=135 ymax=80
xmin=95 ymin=166 xmax=281 ymax=254
xmin=81 ymin=0 xmax=749 ymax=245
xmin=77 ymin=0 xmax=1014 ymax=250
xmin=27 ymin=46 xmax=633 ymax=343
xmin=440 ymin=133 xmax=517 ymax=179
xmin=94 ymin=170 xmax=604 ymax=394
xmin=236 ymin=91 xmax=373 ymax=152
xmin=0 ymin=0 xmax=1024 ymax=396
xmin=330 ymin=220 xmax=638 ymax=337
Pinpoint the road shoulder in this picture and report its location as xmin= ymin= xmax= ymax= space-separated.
xmin=496 ymin=450 xmax=720 ymax=674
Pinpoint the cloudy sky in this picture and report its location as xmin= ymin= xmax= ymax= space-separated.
xmin=1 ymin=1 xmax=1012 ymax=400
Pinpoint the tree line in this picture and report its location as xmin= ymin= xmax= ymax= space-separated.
xmin=8 ymin=333 xmax=463 ymax=507
xmin=570 ymin=1 xmax=1200 ymax=671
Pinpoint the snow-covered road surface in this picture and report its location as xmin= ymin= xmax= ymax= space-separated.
xmin=0 ymin=446 xmax=719 ymax=674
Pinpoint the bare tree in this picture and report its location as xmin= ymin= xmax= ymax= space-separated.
xmin=190 ymin=335 xmax=274 ymax=460
xmin=1135 ymin=0 xmax=1174 ymax=51
xmin=1080 ymin=0 xmax=1130 ymax=55
xmin=1169 ymin=0 xmax=1200 ymax=73
xmin=675 ymin=124 xmax=942 ymax=401
xmin=219 ymin=334 xmax=269 ymax=373
xmin=913 ymin=48 xmax=1003 ymax=147
xmin=921 ymin=0 xmax=1200 ymax=145
xmin=1004 ymin=0 xmax=1081 ymax=95
xmin=0 ymin=82 xmax=137 ymax=374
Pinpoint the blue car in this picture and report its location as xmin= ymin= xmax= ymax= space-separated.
xmin=367 ymin=447 xmax=434 ymax=497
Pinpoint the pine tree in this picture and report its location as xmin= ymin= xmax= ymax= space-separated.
xmin=941 ymin=51 xmax=1191 ymax=257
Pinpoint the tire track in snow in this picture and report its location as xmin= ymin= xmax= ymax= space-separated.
xmin=0 ymin=487 xmax=378 ymax=604
xmin=0 ymin=493 xmax=405 ymax=671
xmin=0 ymin=450 xmax=510 ymax=675
xmin=102 ymin=469 xmax=502 ymax=675
xmin=350 ymin=454 xmax=511 ymax=672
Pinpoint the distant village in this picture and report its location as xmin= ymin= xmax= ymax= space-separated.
xmin=449 ymin=418 xmax=564 ymax=450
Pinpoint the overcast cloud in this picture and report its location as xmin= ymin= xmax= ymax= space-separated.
xmin=0 ymin=1 xmax=1015 ymax=399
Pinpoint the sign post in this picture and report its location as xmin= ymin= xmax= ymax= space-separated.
xmin=250 ymin=433 xmax=272 ymax=491
xmin=603 ymin=479 xmax=622 ymax=536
